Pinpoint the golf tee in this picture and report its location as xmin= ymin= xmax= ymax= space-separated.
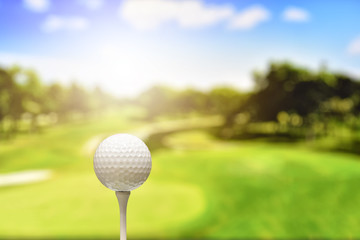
xmin=116 ymin=191 xmax=131 ymax=240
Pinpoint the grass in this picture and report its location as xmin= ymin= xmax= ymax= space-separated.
xmin=1 ymin=114 xmax=360 ymax=239
xmin=162 ymin=131 xmax=360 ymax=239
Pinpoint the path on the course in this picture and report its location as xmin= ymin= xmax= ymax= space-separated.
xmin=82 ymin=115 xmax=223 ymax=156
xmin=1 ymin=116 xmax=223 ymax=187
xmin=0 ymin=169 xmax=52 ymax=187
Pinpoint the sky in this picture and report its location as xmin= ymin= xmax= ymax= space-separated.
xmin=0 ymin=0 xmax=359 ymax=97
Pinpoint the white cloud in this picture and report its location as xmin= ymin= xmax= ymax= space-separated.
xmin=23 ymin=0 xmax=49 ymax=12
xmin=227 ymin=5 xmax=270 ymax=30
xmin=41 ymin=15 xmax=89 ymax=33
xmin=282 ymin=7 xmax=310 ymax=22
xmin=347 ymin=36 xmax=360 ymax=56
xmin=77 ymin=0 xmax=103 ymax=10
xmin=119 ymin=0 xmax=234 ymax=30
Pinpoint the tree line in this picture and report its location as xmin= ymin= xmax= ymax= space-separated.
xmin=138 ymin=62 xmax=360 ymax=151
xmin=0 ymin=65 xmax=117 ymax=138
xmin=226 ymin=62 xmax=360 ymax=141
xmin=2 ymin=61 xmax=360 ymax=152
xmin=138 ymin=62 xmax=360 ymax=127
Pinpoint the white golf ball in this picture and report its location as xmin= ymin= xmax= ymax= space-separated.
xmin=93 ymin=134 xmax=152 ymax=191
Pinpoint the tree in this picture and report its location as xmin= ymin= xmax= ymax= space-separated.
xmin=208 ymin=87 xmax=246 ymax=125
xmin=173 ymin=88 xmax=208 ymax=115
xmin=21 ymin=69 xmax=45 ymax=132
xmin=64 ymin=83 xmax=91 ymax=117
xmin=0 ymin=67 xmax=26 ymax=134
xmin=0 ymin=68 xmax=14 ymax=134
xmin=239 ymin=62 xmax=334 ymax=122
xmin=137 ymin=85 xmax=177 ymax=119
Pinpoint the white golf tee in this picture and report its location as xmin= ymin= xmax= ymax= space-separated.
xmin=116 ymin=191 xmax=130 ymax=240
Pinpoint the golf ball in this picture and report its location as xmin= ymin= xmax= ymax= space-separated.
xmin=93 ymin=134 xmax=152 ymax=191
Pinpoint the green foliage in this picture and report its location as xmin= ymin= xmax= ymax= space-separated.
xmin=0 ymin=65 xmax=116 ymax=136
xmin=208 ymin=86 xmax=247 ymax=125
xmin=138 ymin=85 xmax=178 ymax=119
xmin=174 ymin=88 xmax=208 ymax=115
xmin=2 ymin=61 xmax=360 ymax=152
xmin=0 ymin=68 xmax=24 ymax=133
xmin=221 ymin=62 xmax=360 ymax=145
xmin=45 ymin=83 xmax=66 ymax=114
xmin=65 ymin=83 xmax=91 ymax=114
xmin=137 ymin=85 xmax=247 ymax=120
xmin=248 ymin=62 xmax=360 ymax=121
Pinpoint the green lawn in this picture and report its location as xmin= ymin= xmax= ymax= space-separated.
xmin=1 ymin=114 xmax=360 ymax=239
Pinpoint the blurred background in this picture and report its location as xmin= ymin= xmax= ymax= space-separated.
xmin=1 ymin=0 xmax=360 ymax=239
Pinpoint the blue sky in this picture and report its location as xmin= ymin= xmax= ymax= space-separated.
xmin=0 ymin=0 xmax=359 ymax=96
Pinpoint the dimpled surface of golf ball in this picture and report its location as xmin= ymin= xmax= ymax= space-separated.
xmin=93 ymin=134 xmax=152 ymax=191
